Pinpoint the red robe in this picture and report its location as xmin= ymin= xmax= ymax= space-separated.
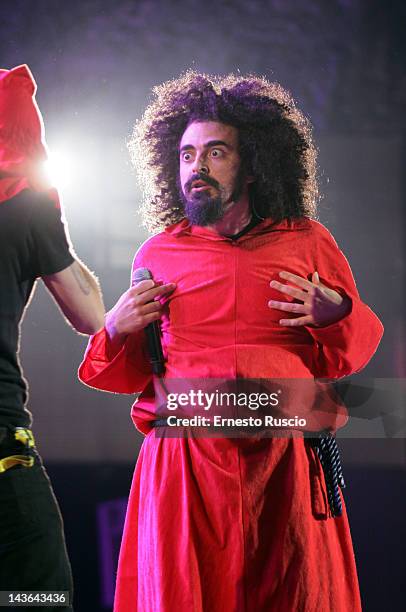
xmin=79 ymin=217 xmax=383 ymax=612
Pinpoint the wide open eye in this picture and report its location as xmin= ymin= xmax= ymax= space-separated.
xmin=210 ymin=148 xmax=223 ymax=158
xmin=181 ymin=151 xmax=193 ymax=162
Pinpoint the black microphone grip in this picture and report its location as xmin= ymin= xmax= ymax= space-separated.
xmin=132 ymin=267 xmax=165 ymax=375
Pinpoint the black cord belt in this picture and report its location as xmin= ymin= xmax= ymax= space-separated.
xmin=151 ymin=418 xmax=346 ymax=518
xmin=151 ymin=419 xmax=170 ymax=428
xmin=309 ymin=432 xmax=346 ymax=517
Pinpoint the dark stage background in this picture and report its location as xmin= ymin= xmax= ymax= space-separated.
xmin=1 ymin=1 xmax=405 ymax=610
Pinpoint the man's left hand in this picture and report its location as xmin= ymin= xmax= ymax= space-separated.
xmin=268 ymin=271 xmax=351 ymax=327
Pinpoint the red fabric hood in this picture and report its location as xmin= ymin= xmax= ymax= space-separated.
xmin=0 ymin=64 xmax=59 ymax=207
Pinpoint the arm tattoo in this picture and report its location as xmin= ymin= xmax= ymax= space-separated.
xmin=71 ymin=262 xmax=91 ymax=295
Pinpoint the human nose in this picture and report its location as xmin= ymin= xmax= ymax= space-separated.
xmin=192 ymin=153 xmax=209 ymax=175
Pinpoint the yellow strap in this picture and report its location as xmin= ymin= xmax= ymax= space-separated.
xmin=0 ymin=455 xmax=35 ymax=473
xmin=14 ymin=428 xmax=35 ymax=448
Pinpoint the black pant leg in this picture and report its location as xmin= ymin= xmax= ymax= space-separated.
xmin=0 ymin=460 xmax=74 ymax=611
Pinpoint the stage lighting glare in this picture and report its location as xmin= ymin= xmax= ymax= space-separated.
xmin=43 ymin=151 xmax=72 ymax=189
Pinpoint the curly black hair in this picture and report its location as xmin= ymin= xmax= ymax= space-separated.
xmin=128 ymin=71 xmax=318 ymax=233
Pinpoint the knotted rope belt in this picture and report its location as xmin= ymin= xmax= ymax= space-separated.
xmin=309 ymin=432 xmax=346 ymax=517
xmin=150 ymin=418 xmax=345 ymax=518
xmin=0 ymin=427 xmax=36 ymax=473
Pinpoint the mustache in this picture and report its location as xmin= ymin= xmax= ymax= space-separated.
xmin=185 ymin=173 xmax=220 ymax=192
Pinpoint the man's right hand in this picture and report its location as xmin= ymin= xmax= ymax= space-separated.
xmin=105 ymin=279 xmax=176 ymax=351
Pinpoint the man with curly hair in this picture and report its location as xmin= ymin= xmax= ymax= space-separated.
xmin=80 ymin=72 xmax=383 ymax=611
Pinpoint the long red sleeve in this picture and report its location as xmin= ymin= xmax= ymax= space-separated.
xmin=78 ymin=327 xmax=152 ymax=395
xmin=308 ymin=222 xmax=383 ymax=378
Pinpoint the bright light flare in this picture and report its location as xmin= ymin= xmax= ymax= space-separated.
xmin=43 ymin=151 xmax=72 ymax=190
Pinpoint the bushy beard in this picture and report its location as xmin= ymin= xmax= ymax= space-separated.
xmin=180 ymin=169 xmax=246 ymax=227
xmin=183 ymin=191 xmax=225 ymax=226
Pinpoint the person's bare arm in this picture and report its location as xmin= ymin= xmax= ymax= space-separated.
xmin=42 ymin=259 xmax=105 ymax=334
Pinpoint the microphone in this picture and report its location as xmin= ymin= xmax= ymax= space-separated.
xmin=132 ymin=267 xmax=165 ymax=375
